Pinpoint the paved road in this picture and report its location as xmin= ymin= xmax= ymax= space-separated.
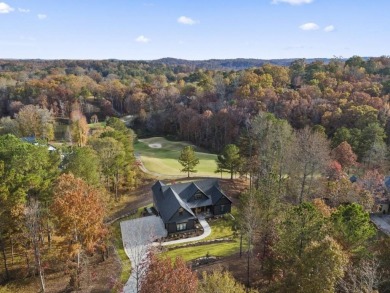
xmin=371 ymin=214 xmax=390 ymax=235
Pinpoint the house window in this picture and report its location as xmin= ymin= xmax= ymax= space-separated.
xmin=195 ymin=192 xmax=202 ymax=200
xmin=179 ymin=207 xmax=184 ymax=215
xmin=220 ymin=205 xmax=225 ymax=212
xmin=177 ymin=222 xmax=187 ymax=231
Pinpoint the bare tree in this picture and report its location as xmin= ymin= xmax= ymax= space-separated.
xmin=239 ymin=190 xmax=261 ymax=289
xmin=25 ymin=198 xmax=46 ymax=292
xmin=338 ymin=258 xmax=381 ymax=293
xmin=291 ymin=127 xmax=330 ymax=203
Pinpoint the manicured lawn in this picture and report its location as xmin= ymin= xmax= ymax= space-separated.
xmin=163 ymin=241 xmax=241 ymax=262
xmin=162 ymin=215 xmax=243 ymax=262
xmin=134 ymin=137 xmax=229 ymax=178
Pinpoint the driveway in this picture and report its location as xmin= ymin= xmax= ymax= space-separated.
xmin=120 ymin=216 xmax=167 ymax=293
xmin=120 ymin=215 xmax=214 ymax=292
xmin=371 ymin=214 xmax=390 ymax=236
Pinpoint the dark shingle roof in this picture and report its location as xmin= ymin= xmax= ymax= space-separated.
xmin=152 ymin=179 xmax=231 ymax=223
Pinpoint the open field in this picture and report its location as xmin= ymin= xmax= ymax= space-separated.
xmin=134 ymin=137 xmax=229 ymax=178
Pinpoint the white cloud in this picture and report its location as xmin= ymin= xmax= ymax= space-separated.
xmin=299 ymin=22 xmax=319 ymax=31
xmin=177 ymin=16 xmax=197 ymax=25
xmin=324 ymin=25 xmax=335 ymax=32
xmin=0 ymin=2 xmax=14 ymax=13
xmin=135 ymin=35 xmax=150 ymax=43
xmin=37 ymin=14 xmax=47 ymax=20
xmin=272 ymin=0 xmax=313 ymax=5
xmin=18 ymin=8 xmax=30 ymax=13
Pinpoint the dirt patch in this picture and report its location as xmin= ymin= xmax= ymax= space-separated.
xmin=148 ymin=143 xmax=162 ymax=148
xmin=219 ymin=178 xmax=249 ymax=204
xmin=194 ymin=252 xmax=262 ymax=289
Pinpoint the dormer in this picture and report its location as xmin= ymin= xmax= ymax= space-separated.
xmin=188 ymin=183 xmax=208 ymax=201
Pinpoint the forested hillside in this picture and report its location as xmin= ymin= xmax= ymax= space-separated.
xmin=1 ymin=56 xmax=390 ymax=292
xmin=1 ymin=56 xmax=389 ymax=157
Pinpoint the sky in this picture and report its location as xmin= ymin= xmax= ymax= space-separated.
xmin=0 ymin=0 xmax=389 ymax=60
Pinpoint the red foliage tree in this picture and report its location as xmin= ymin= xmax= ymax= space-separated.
xmin=331 ymin=141 xmax=358 ymax=171
xmin=140 ymin=253 xmax=198 ymax=293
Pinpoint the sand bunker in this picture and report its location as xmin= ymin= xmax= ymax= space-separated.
xmin=149 ymin=143 xmax=162 ymax=148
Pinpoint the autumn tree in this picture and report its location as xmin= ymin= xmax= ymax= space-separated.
xmin=198 ymin=270 xmax=258 ymax=293
xmin=0 ymin=117 xmax=19 ymax=136
xmin=248 ymin=113 xmax=294 ymax=193
xmin=140 ymin=253 xmax=197 ymax=293
xmin=15 ymin=105 xmax=55 ymax=140
xmin=331 ymin=141 xmax=358 ymax=172
xmin=51 ymin=173 xmax=107 ymax=290
xmin=326 ymin=178 xmax=374 ymax=210
xmin=216 ymin=144 xmax=242 ymax=179
xmin=69 ymin=109 xmax=89 ymax=146
xmin=290 ymin=236 xmax=347 ymax=293
xmin=178 ymin=146 xmax=199 ymax=177
xmin=290 ymin=127 xmax=330 ymax=203
xmin=338 ymin=258 xmax=381 ymax=293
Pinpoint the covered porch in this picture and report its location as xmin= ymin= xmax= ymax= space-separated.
xmin=191 ymin=205 xmax=212 ymax=217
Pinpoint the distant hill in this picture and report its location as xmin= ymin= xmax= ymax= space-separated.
xmin=149 ymin=57 xmax=336 ymax=70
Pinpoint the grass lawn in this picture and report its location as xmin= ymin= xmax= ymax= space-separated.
xmin=134 ymin=137 xmax=229 ymax=178
xmin=162 ymin=214 xmax=243 ymax=262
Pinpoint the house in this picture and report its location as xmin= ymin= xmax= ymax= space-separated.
xmin=152 ymin=179 xmax=232 ymax=234
xmin=21 ymin=136 xmax=57 ymax=151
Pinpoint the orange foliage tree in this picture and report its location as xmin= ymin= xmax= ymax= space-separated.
xmin=331 ymin=141 xmax=358 ymax=171
xmin=140 ymin=253 xmax=198 ymax=293
xmin=51 ymin=173 xmax=107 ymax=290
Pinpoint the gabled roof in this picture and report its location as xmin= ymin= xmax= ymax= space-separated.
xmin=152 ymin=179 xmax=231 ymax=223
xmin=152 ymin=181 xmax=196 ymax=223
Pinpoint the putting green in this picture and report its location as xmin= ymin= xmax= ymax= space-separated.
xmin=134 ymin=137 xmax=227 ymax=178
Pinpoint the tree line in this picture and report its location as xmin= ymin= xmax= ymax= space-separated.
xmin=0 ymin=117 xmax=138 ymax=291
xmin=178 ymin=111 xmax=390 ymax=292
xmin=0 ymin=56 xmax=390 ymax=155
